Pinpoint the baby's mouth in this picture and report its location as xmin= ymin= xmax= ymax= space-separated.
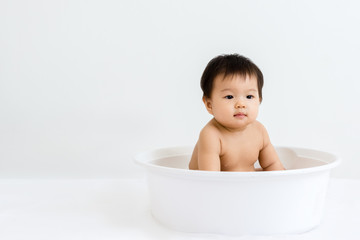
xmin=234 ymin=112 xmax=247 ymax=118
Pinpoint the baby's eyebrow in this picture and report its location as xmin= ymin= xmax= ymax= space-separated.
xmin=220 ymin=88 xmax=258 ymax=92
xmin=220 ymin=88 xmax=233 ymax=92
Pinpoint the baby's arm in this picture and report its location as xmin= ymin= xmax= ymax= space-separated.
xmin=197 ymin=127 xmax=221 ymax=171
xmin=258 ymin=125 xmax=285 ymax=171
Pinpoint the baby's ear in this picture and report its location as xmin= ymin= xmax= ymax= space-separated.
xmin=203 ymin=96 xmax=213 ymax=115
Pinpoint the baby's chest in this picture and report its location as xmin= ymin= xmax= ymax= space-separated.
xmin=220 ymin=136 xmax=262 ymax=169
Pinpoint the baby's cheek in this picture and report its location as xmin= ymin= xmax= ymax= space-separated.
xmin=252 ymin=109 xmax=260 ymax=119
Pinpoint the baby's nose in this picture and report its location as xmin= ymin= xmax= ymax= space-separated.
xmin=235 ymin=100 xmax=246 ymax=108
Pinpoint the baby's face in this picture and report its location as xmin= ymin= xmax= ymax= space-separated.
xmin=204 ymin=74 xmax=261 ymax=131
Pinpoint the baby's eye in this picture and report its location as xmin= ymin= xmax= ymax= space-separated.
xmin=246 ymin=95 xmax=254 ymax=99
xmin=225 ymin=95 xmax=234 ymax=99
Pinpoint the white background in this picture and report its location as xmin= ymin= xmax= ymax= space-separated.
xmin=0 ymin=0 xmax=359 ymax=179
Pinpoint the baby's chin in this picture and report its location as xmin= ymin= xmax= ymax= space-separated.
xmin=215 ymin=119 xmax=254 ymax=131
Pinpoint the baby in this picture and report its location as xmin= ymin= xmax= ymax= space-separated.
xmin=189 ymin=54 xmax=285 ymax=171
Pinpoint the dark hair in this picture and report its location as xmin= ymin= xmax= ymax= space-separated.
xmin=200 ymin=54 xmax=264 ymax=101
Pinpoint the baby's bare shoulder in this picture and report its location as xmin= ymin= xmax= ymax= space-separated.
xmin=252 ymin=121 xmax=271 ymax=146
xmin=249 ymin=121 xmax=266 ymax=134
xmin=197 ymin=120 xmax=222 ymax=154
xmin=252 ymin=120 xmax=265 ymax=129
xmin=200 ymin=120 xmax=221 ymax=138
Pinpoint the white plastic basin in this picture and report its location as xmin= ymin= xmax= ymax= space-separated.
xmin=134 ymin=146 xmax=341 ymax=235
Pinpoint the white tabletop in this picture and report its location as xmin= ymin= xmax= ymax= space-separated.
xmin=0 ymin=178 xmax=359 ymax=240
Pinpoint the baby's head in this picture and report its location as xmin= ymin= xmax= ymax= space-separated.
xmin=200 ymin=54 xmax=264 ymax=130
xmin=201 ymin=54 xmax=263 ymax=102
